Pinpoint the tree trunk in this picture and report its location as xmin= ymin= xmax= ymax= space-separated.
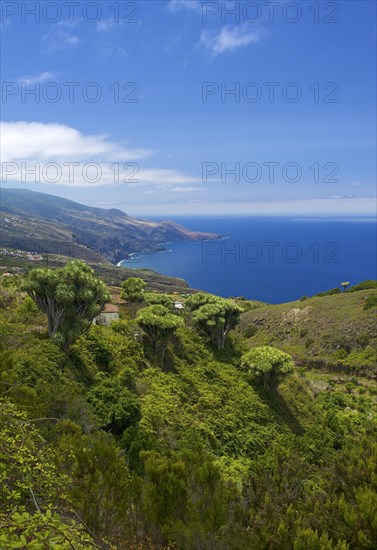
xmin=47 ymin=314 xmax=54 ymax=337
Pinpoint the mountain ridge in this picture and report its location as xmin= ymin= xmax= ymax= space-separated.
xmin=0 ymin=187 xmax=221 ymax=264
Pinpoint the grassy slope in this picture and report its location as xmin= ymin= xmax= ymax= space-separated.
xmin=0 ymin=283 xmax=317 ymax=474
xmin=239 ymin=290 xmax=377 ymax=375
xmin=134 ymin=330 xmax=320 ymax=475
xmin=114 ymin=289 xmax=376 ymax=483
xmin=3 ymin=283 xmax=373 ymax=484
xmin=1 ymin=277 xmax=377 ymax=548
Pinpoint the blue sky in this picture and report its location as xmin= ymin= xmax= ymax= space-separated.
xmin=1 ymin=0 xmax=376 ymax=216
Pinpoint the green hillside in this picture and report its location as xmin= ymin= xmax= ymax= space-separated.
xmin=0 ymin=269 xmax=376 ymax=549
xmin=0 ymin=252 xmax=192 ymax=294
xmin=240 ymin=289 xmax=377 ymax=375
xmin=0 ymin=188 xmax=220 ymax=264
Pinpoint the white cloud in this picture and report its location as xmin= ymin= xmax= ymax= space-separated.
xmin=138 ymin=170 xmax=201 ymax=185
xmin=100 ymin=42 xmax=127 ymax=58
xmin=200 ymin=25 xmax=264 ymax=55
xmin=1 ymin=121 xmax=150 ymax=162
xmin=16 ymin=72 xmax=58 ymax=85
xmin=42 ymin=24 xmax=79 ymax=52
xmin=0 ymin=121 xmax=199 ymax=188
xmin=168 ymin=0 xmax=202 ymax=13
xmin=66 ymin=36 xmax=79 ymax=46
xmin=96 ymin=18 xmax=116 ymax=32
xmin=170 ymin=186 xmax=206 ymax=192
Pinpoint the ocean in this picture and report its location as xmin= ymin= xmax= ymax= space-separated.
xmin=120 ymin=217 xmax=377 ymax=304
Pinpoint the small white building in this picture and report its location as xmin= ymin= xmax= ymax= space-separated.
xmin=93 ymin=304 xmax=120 ymax=326
xmin=173 ymin=302 xmax=185 ymax=310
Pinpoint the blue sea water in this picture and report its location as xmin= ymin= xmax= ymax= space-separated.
xmin=120 ymin=217 xmax=377 ymax=304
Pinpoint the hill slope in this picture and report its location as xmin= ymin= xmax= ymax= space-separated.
xmin=240 ymin=289 xmax=377 ymax=375
xmin=0 ymin=188 xmax=220 ymax=264
xmin=0 ymin=275 xmax=376 ymax=548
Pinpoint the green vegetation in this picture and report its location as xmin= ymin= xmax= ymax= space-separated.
xmin=314 ymin=287 xmax=341 ymax=297
xmin=189 ymin=293 xmax=243 ymax=349
xmin=350 ymin=279 xmax=377 ymax=292
xmin=121 ymin=276 xmax=147 ymax=303
xmin=23 ymin=261 xmax=110 ymax=350
xmin=143 ymin=292 xmax=174 ymax=308
xmin=1 ymin=271 xmax=376 ymax=549
xmin=1 ymin=187 xmax=220 ymax=264
xmin=312 ymin=280 xmax=377 ymax=298
xmin=0 ymin=250 xmax=192 ymax=295
xmin=241 ymin=346 xmax=294 ymax=389
xmin=364 ymin=294 xmax=377 ymax=310
xmin=136 ymin=304 xmax=184 ymax=362
xmin=241 ymin=287 xmax=377 ymax=374
xmin=0 ymin=400 xmax=97 ymax=548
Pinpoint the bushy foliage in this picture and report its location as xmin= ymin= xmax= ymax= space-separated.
xmin=0 ymin=399 xmax=96 ymax=548
xmin=241 ymin=346 xmax=294 ymax=390
xmin=87 ymin=377 xmax=140 ymax=434
xmin=364 ymin=295 xmax=377 ymax=310
xmin=186 ymin=291 xmax=218 ymax=311
xmin=243 ymin=324 xmax=258 ymax=338
xmin=350 ymin=279 xmax=377 ymax=292
xmin=137 ymin=304 xmax=184 ymax=361
xmin=191 ymin=297 xmax=243 ymax=348
xmin=143 ymin=292 xmax=174 ymax=308
xmin=0 ymin=342 xmax=92 ymax=429
xmin=121 ymin=276 xmax=146 ymax=302
xmin=314 ymin=287 xmax=341 ymax=297
xmin=139 ymin=448 xmax=237 ymax=548
xmin=71 ymin=322 xmax=144 ymax=379
xmin=1 ymin=276 xmax=376 ymax=549
xmin=23 ymin=260 xmax=110 ymax=349
xmin=55 ymin=430 xmax=134 ymax=539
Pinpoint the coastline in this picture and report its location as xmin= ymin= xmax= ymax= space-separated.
xmin=114 ymin=217 xmax=376 ymax=303
xmin=117 ymin=236 xmax=225 ymax=267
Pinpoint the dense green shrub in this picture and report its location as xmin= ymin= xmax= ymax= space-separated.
xmin=137 ymin=304 xmax=184 ymax=361
xmin=192 ymin=298 xmax=243 ymax=349
xmin=0 ymin=399 xmax=96 ymax=548
xmin=333 ymin=348 xmax=349 ymax=360
xmin=363 ymin=295 xmax=377 ymax=310
xmin=144 ymin=292 xmax=174 ymax=308
xmin=87 ymin=377 xmax=140 ymax=434
xmin=23 ymin=261 xmax=110 ymax=349
xmin=1 ymin=275 xmax=376 ymax=549
xmin=241 ymin=346 xmax=294 ymax=390
xmin=243 ymin=324 xmax=258 ymax=338
xmin=314 ymin=287 xmax=341 ymax=297
xmin=305 ymin=337 xmax=315 ymax=349
xmin=121 ymin=276 xmax=146 ymax=302
xmin=350 ymin=280 xmax=377 ymax=292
